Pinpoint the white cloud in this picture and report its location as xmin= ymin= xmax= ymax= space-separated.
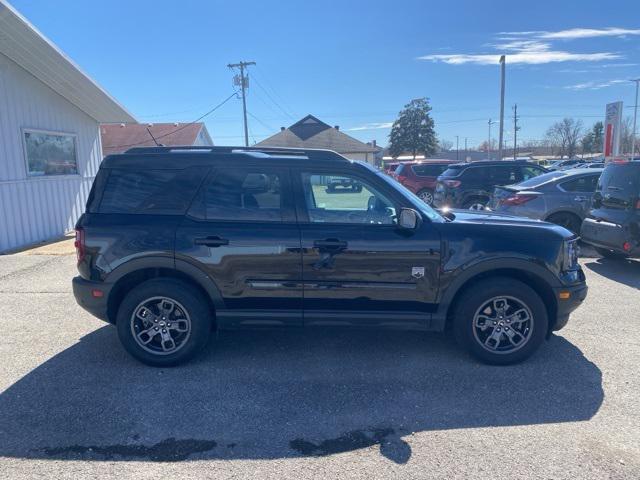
xmin=347 ymin=122 xmax=393 ymax=131
xmin=420 ymin=49 xmax=619 ymax=65
xmin=500 ymin=27 xmax=640 ymax=40
xmin=564 ymin=79 xmax=628 ymax=90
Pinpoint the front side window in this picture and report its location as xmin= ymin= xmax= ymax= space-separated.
xmin=412 ymin=164 xmax=449 ymax=177
xmin=198 ymin=169 xmax=283 ymax=222
xmin=23 ymin=129 xmax=77 ymax=176
xmin=486 ymin=166 xmax=519 ymax=184
xmin=301 ymin=173 xmax=396 ymax=225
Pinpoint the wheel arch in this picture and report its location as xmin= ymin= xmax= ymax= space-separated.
xmin=105 ymin=259 xmax=223 ymax=327
xmin=434 ymin=261 xmax=559 ymax=334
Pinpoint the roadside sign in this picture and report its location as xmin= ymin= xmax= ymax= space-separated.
xmin=604 ymin=101 xmax=623 ymax=161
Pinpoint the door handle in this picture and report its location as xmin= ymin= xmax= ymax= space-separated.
xmin=574 ymin=196 xmax=587 ymax=201
xmin=194 ymin=236 xmax=229 ymax=247
xmin=314 ymin=239 xmax=348 ymax=249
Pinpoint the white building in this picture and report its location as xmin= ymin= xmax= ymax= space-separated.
xmin=0 ymin=0 xmax=135 ymax=252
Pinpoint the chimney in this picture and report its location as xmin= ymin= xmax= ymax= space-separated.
xmin=372 ymin=140 xmax=377 ymax=148
xmin=280 ymin=127 xmax=285 ymax=131
xmin=334 ymin=125 xmax=340 ymax=130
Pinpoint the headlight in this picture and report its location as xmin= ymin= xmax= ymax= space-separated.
xmin=562 ymin=239 xmax=579 ymax=271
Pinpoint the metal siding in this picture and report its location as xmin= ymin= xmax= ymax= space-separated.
xmin=0 ymin=52 xmax=102 ymax=252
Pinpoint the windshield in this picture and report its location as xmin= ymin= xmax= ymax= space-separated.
xmin=372 ymin=167 xmax=443 ymax=222
xmin=517 ymin=170 xmax=569 ymax=188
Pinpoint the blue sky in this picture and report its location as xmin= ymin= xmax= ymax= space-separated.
xmin=10 ymin=0 xmax=640 ymax=149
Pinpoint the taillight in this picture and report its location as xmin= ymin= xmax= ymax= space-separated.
xmin=74 ymin=228 xmax=85 ymax=263
xmin=443 ymin=179 xmax=461 ymax=188
xmin=502 ymin=194 xmax=536 ymax=206
xmin=635 ymin=199 xmax=640 ymax=210
xmin=396 ymin=175 xmax=408 ymax=184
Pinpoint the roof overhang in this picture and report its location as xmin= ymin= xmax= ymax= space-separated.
xmin=0 ymin=0 xmax=136 ymax=123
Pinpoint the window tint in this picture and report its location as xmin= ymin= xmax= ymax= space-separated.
xmin=561 ymin=175 xmax=599 ymax=192
xmin=411 ymin=164 xmax=449 ymax=177
xmin=485 ymin=166 xmax=519 ymax=184
xmin=517 ymin=170 xmax=568 ymax=188
xmin=301 ymin=173 xmax=396 ymax=225
xmin=441 ymin=166 xmax=464 ymax=177
xmin=521 ymin=166 xmax=544 ymax=180
xmin=198 ymin=169 xmax=283 ymax=222
xmin=394 ymin=164 xmax=405 ymax=175
xmin=99 ymin=168 xmax=204 ymax=214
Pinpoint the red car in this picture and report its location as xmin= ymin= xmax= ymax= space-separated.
xmin=393 ymin=160 xmax=454 ymax=205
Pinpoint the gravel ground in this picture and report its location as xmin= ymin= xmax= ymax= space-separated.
xmin=0 ymin=253 xmax=638 ymax=479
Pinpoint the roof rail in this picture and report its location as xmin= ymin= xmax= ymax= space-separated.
xmin=124 ymin=145 xmax=348 ymax=162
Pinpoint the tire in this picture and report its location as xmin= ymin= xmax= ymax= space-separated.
xmin=546 ymin=212 xmax=581 ymax=235
xmin=463 ymin=197 xmax=489 ymax=211
xmin=417 ymin=189 xmax=434 ymax=205
xmin=116 ymin=278 xmax=212 ymax=367
xmin=595 ymin=246 xmax=628 ymax=260
xmin=453 ymin=278 xmax=548 ymax=365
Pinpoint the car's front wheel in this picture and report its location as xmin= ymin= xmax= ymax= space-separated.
xmin=116 ymin=278 xmax=212 ymax=367
xmin=453 ymin=278 xmax=548 ymax=365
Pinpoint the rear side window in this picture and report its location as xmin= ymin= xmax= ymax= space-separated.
xmin=99 ymin=168 xmax=205 ymax=214
xmin=560 ymin=175 xmax=599 ymax=192
xmin=441 ymin=166 xmax=464 ymax=177
xmin=485 ymin=166 xmax=519 ymax=184
xmin=192 ymin=168 xmax=284 ymax=222
xmin=412 ymin=164 xmax=449 ymax=177
xmin=521 ymin=165 xmax=545 ymax=180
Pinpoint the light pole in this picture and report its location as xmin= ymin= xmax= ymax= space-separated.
xmin=487 ymin=119 xmax=494 ymax=159
xmin=631 ymin=78 xmax=640 ymax=160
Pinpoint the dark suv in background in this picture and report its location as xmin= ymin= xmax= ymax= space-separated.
xmin=433 ymin=160 xmax=548 ymax=210
xmin=73 ymin=146 xmax=586 ymax=367
xmin=581 ymin=161 xmax=640 ymax=258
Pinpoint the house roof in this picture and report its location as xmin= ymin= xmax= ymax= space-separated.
xmin=0 ymin=0 xmax=135 ymax=123
xmin=101 ymin=123 xmax=209 ymax=156
xmin=256 ymin=115 xmax=378 ymax=154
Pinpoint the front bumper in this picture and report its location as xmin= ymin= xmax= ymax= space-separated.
xmin=72 ymin=276 xmax=113 ymax=323
xmin=551 ymin=281 xmax=588 ymax=332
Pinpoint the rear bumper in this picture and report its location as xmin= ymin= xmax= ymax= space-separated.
xmin=581 ymin=217 xmax=640 ymax=255
xmin=551 ymin=282 xmax=588 ymax=332
xmin=72 ymin=276 xmax=113 ymax=323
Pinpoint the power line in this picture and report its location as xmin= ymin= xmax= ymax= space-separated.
xmin=251 ymin=75 xmax=295 ymax=121
xmin=253 ymin=66 xmax=296 ymax=118
xmin=247 ymin=110 xmax=276 ymax=133
xmin=104 ymin=91 xmax=238 ymax=150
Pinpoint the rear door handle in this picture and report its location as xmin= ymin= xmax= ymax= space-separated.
xmin=314 ymin=239 xmax=348 ymax=249
xmin=194 ymin=236 xmax=229 ymax=247
xmin=574 ymin=196 xmax=588 ymax=201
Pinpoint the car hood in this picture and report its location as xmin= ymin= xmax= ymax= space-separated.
xmin=447 ymin=209 xmax=573 ymax=237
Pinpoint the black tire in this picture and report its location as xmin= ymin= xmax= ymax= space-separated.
xmin=546 ymin=212 xmax=581 ymax=235
xmin=417 ymin=189 xmax=434 ymax=205
xmin=453 ymin=278 xmax=548 ymax=365
xmin=116 ymin=278 xmax=212 ymax=367
xmin=595 ymin=246 xmax=628 ymax=260
xmin=462 ymin=197 xmax=489 ymax=211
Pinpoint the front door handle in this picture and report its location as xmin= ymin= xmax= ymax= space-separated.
xmin=194 ymin=236 xmax=229 ymax=247
xmin=574 ymin=196 xmax=588 ymax=201
xmin=314 ymin=239 xmax=348 ymax=249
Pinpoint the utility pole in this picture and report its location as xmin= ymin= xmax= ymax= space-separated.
xmin=631 ymin=78 xmax=640 ymax=159
xmin=488 ymin=119 xmax=494 ymax=159
xmin=464 ymin=137 xmax=468 ymax=161
xmin=498 ymin=55 xmax=506 ymax=160
xmin=455 ymin=135 xmax=459 ymax=161
xmin=512 ymin=103 xmax=519 ymax=160
xmin=228 ymin=61 xmax=256 ymax=147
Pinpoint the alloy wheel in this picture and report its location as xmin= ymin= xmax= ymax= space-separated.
xmin=418 ymin=190 xmax=434 ymax=205
xmin=130 ymin=296 xmax=192 ymax=355
xmin=472 ymin=296 xmax=534 ymax=354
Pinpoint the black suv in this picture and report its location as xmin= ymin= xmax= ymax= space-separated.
xmin=581 ymin=161 xmax=640 ymax=258
xmin=433 ymin=160 xmax=548 ymax=210
xmin=73 ymin=146 xmax=586 ymax=366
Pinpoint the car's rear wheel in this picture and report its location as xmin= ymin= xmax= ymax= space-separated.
xmin=453 ymin=278 xmax=548 ymax=365
xmin=116 ymin=278 xmax=211 ymax=367
xmin=595 ymin=246 xmax=628 ymax=260
xmin=546 ymin=212 xmax=581 ymax=235
xmin=417 ymin=189 xmax=434 ymax=205
xmin=463 ymin=198 xmax=489 ymax=211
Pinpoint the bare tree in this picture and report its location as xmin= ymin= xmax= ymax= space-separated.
xmin=438 ymin=139 xmax=453 ymax=152
xmin=545 ymin=118 xmax=584 ymax=158
xmin=620 ymin=116 xmax=639 ymax=155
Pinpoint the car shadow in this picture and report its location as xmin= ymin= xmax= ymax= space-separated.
xmin=0 ymin=327 xmax=603 ymax=464
xmin=583 ymin=257 xmax=640 ymax=289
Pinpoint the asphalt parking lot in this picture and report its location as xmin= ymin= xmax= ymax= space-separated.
xmin=0 ymin=252 xmax=638 ymax=479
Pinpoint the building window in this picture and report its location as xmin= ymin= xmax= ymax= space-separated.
xmin=23 ymin=129 xmax=78 ymax=176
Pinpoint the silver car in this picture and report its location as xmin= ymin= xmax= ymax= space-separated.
xmin=488 ymin=168 xmax=603 ymax=234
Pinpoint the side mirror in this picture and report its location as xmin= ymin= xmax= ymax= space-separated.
xmin=398 ymin=208 xmax=421 ymax=230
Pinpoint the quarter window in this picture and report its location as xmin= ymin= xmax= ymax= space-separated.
xmin=197 ymin=169 xmax=284 ymax=222
xmin=301 ymin=173 xmax=396 ymax=225
xmin=23 ymin=129 xmax=77 ymax=176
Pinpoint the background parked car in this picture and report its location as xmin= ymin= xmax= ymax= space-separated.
xmin=547 ymin=159 xmax=583 ymax=171
xmin=392 ymin=160 xmax=453 ymax=205
xmin=433 ymin=160 xmax=548 ymax=210
xmin=489 ymin=168 xmax=603 ymax=234
xmin=383 ymin=161 xmax=401 ymax=176
xmin=581 ymin=161 xmax=640 ymax=258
